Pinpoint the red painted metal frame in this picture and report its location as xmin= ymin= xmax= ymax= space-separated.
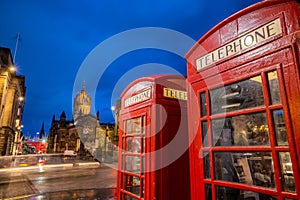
xmin=117 ymin=74 xmax=190 ymax=200
xmin=186 ymin=1 xmax=300 ymax=200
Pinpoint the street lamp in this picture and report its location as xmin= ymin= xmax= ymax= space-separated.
xmin=8 ymin=66 xmax=16 ymax=73
xmin=18 ymin=96 xmax=24 ymax=102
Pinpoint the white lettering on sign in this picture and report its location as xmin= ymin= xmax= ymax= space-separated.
xmin=163 ymin=87 xmax=187 ymax=101
xmin=124 ymin=88 xmax=151 ymax=107
xmin=196 ymin=18 xmax=282 ymax=70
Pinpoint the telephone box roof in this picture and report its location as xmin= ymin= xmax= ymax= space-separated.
xmin=120 ymin=74 xmax=186 ymax=98
xmin=185 ymin=0 xmax=299 ymax=59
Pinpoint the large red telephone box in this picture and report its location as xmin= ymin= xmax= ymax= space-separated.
xmin=186 ymin=0 xmax=300 ymax=199
xmin=117 ymin=74 xmax=190 ymax=200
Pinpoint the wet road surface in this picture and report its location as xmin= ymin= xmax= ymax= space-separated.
xmin=0 ymin=163 xmax=117 ymax=199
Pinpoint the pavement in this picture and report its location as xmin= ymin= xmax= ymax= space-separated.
xmin=2 ymin=188 xmax=117 ymax=200
xmin=0 ymin=161 xmax=118 ymax=200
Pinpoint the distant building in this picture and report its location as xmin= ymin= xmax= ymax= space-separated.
xmin=0 ymin=47 xmax=26 ymax=156
xmin=46 ymin=111 xmax=81 ymax=154
xmin=47 ymin=84 xmax=116 ymax=161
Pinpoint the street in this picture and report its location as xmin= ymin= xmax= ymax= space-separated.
xmin=0 ymin=163 xmax=117 ymax=199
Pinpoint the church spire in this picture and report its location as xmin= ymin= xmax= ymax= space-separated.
xmin=81 ymin=81 xmax=86 ymax=91
xmin=60 ymin=110 xmax=66 ymax=119
xmin=96 ymin=110 xmax=100 ymax=120
xmin=39 ymin=122 xmax=45 ymax=139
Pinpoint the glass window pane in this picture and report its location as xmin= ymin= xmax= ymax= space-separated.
xmin=210 ymin=75 xmax=264 ymax=114
xmin=215 ymin=186 xmax=278 ymax=200
xmin=141 ymin=157 xmax=144 ymax=174
xmin=215 ymin=186 xmax=240 ymax=200
xmin=132 ymin=118 xmax=141 ymax=134
xmin=126 ymin=120 xmax=132 ymax=134
xmin=142 ymin=137 xmax=145 ymax=153
xmin=214 ymin=152 xmax=275 ymax=188
xmin=141 ymin=116 xmax=145 ymax=134
xmin=212 ymin=113 xmax=269 ymax=146
xmin=202 ymin=121 xmax=209 ymax=147
xmin=200 ymin=92 xmax=207 ymax=117
xmin=126 ymin=117 xmax=141 ymax=135
xmin=279 ymin=152 xmax=295 ymax=192
xmin=126 ymin=137 xmax=141 ymax=153
xmin=204 ymin=152 xmax=210 ymax=179
xmin=273 ymin=110 xmax=288 ymax=146
xmin=212 ymin=118 xmax=234 ymax=146
xmin=132 ymin=176 xmax=141 ymax=196
xmin=205 ymin=184 xmax=212 ymax=200
xmin=125 ymin=156 xmax=141 ymax=173
xmin=133 ymin=138 xmax=141 ymax=153
xmin=126 ymin=137 xmax=133 ymax=152
xmin=123 ymin=174 xmax=141 ymax=196
xmin=268 ymin=71 xmax=281 ymax=105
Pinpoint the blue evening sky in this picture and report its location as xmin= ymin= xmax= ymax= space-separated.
xmin=0 ymin=0 xmax=260 ymax=137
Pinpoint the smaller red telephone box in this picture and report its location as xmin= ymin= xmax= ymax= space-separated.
xmin=117 ymin=74 xmax=190 ymax=200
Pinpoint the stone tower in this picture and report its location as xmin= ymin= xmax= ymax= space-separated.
xmin=73 ymin=83 xmax=91 ymax=120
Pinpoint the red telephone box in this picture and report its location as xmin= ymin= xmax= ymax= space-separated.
xmin=117 ymin=74 xmax=190 ymax=200
xmin=186 ymin=0 xmax=300 ymax=199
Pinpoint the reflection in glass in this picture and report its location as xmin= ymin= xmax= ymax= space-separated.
xmin=126 ymin=137 xmax=133 ymax=152
xmin=215 ymin=186 xmax=277 ymax=200
xmin=212 ymin=118 xmax=233 ymax=146
xmin=125 ymin=156 xmax=141 ymax=173
xmin=126 ymin=117 xmax=141 ymax=135
xmin=212 ymin=113 xmax=269 ymax=146
xmin=202 ymin=121 xmax=208 ymax=147
xmin=126 ymin=137 xmax=141 ymax=153
xmin=133 ymin=138 xmax=141 ymax=153
xmin=214 ymin=152 xmax=275 ymax=188
xmin=268 ymin=71 xmax=281 ymax=105
xmin=126 ymin=120 xmax=132 ymax=134
xmin=132 ymin=118 xmax=141 ymax=134
xmin=200 ymin=92 xmax=207 ymax=117
xmin=210 ymin=75 xmax=264 ymax=114
xmin=273 ymin=110 xmax=288 ymax=146
xmin=279 ymin=152 xmax=295 ymax=192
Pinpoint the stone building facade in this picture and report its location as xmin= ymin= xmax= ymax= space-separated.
xmin=47 ymin=84 xmax=116 ymax=161
xmin=0 ymin=47 xmax=26 ymax=156
xmin=46 ymin=111 xmax=81 ymax=154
